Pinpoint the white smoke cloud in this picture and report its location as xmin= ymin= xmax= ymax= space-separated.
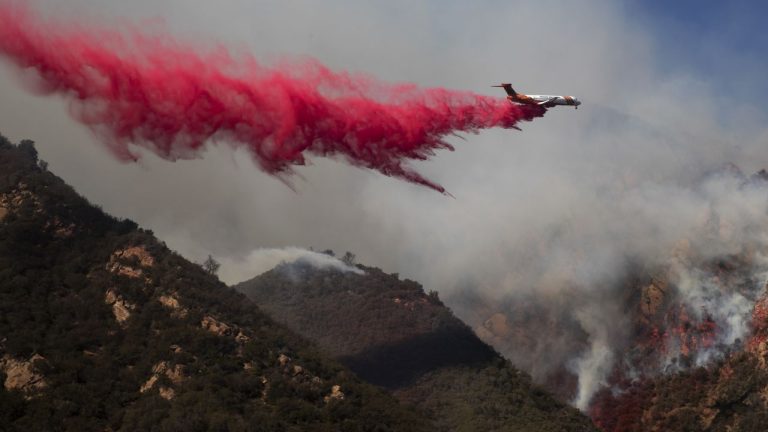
xmin=219 ymin=247 xmax=362 ymax=283
xmin=568 ymin=303 xmax=622 ymax=410
xmin=670 ymin=251 xmax=768 ymax=368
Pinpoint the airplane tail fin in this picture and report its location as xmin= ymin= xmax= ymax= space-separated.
xmin=492 ymin=83 xmax=516 ymax=96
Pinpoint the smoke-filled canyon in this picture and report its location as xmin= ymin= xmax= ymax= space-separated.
xmin=459 ymin=166 xmax=768 ymax=409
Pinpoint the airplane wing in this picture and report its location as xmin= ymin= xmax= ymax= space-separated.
xmin=537 ymin=97 xmax=557 ymax=106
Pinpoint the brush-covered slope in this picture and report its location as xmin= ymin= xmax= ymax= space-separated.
xmin=0 ymin=136 xmax=433 ymax=432
xmin=589 ymin=290 xmax=768 ymax=432
xmin=459 ymin=166 xmax=768 ymax=431
xmin=235 ymin=262 xmax=596 ymax=431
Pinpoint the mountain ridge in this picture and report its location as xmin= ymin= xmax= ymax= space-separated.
xmin=236 ymin=261 xmax=597 ymax=431
xmin=0 ymin=135 xmax=434 ymax=431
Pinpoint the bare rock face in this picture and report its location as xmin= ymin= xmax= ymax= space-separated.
xmin=164 ymin=363 xmax=186 ymax=385
xmin=278 ymin=353 xmax=291 ymax=367
xmin=324 ymin=385 xmax=344 ymax=403
xmin=104 ymin=289 xmax=135 ymax=326
xmin=1 ymin=354 xmax=47 ymax=397
xmin=201 ymin=315 xmax=251 ymax=344
xmin=260 ymin=376 xmax=270 ymax=401
xmin=107 ymin=246 xmax=154 ymax=279
xmin=0 ymin=183 xmax=76 ymax=236
xmin=158 ymin=387 xmax=175 ymax=400
xmin=112 ymin=301 xmax=132 ymax=324
xmin=640 ymin=278 xmax=667 ymax=324
xmin=119 ymin=246 xmax=155 ymax=267
xmin=0 ymin=183 xmax=42 ymax=218
xmin=139 ymin=361 xmax=187 ymax=400
xmin=201 ymin=315 xmax=232 ymax=336
xmin=483 ymin=313 xmax=511 ymax=338
xmin=46 ymin=216 xmax=76 ymax=239
xmin=158 ymin=294 xmax=188 ymax=319
xmin=158 ymin=294 xmax=180 ymax=309
xmin=139 ymin=374 xmax=159 ymax=394
xmin=392 ymin=295 xmax=430 ymax=311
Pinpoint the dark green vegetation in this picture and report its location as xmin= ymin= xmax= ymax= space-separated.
xmin=0 ymin=136 xmax=433 ymax=431
xmin=236 ymin=263 xmax=597 ymax=431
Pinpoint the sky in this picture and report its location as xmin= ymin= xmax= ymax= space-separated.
xmin=1 ymin=0 xmax=768 ymax=409
xmin=0 ymin=0 xmax=762 ymax=281
xmin=629 ymin=0 xmax=768 ymax=109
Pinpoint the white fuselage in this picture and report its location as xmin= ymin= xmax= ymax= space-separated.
xmin=512 ymin=94 xmax=581 ymax=108
xmin=493 ymin=84 xmax=581 ymax=109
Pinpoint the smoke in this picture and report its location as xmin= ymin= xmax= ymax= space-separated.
xmin=475 ymin=169 xmax=768 ymax=409
xmin=0 ymin=3 xmax=543 ymax=194
xmin=219 ymin=247 xmax=362 ymax=283
xmin=570 ymin=329 xmax=614 ymax=410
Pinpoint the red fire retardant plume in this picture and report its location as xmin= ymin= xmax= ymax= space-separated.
xmin=0 ymin=4 xmax=545 ymax=193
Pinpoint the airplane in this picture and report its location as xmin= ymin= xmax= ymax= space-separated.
xmin=493 ymin=83 xmax=581 ymax=109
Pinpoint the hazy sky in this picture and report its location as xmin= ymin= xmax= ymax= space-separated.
xmin=0 ymin=0 xmax=765 ymax=282
xmin=629 ymin=0 xmax=768 ymax=108
xmin=2 ymin=0 xmax=768 ymax=409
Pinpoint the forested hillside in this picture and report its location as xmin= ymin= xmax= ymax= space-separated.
xmin=236 ymin=263 xmax=597 ymax=431
xmin=0 ymin=135 xmax=432 ymax=432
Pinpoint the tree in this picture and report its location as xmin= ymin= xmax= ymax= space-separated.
xmin=18 ymin=139 xmax=38 ymax=162
xmin=202 ymin=255 xmax=220 ymax=276
xmin=342 ymin=252 xmax=356 ymax=266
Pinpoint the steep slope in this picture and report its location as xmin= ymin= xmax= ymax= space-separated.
xmin=588 ymin=352 xmax=768 ymax=431
xmin=235 ymin=262 xmax=597 ymax=431
xmin=452 ymin=167 xmax=768 ymax=430
xmin=0 ymin=136 xmax=433 ymax=431
xmin=589 ymin=288 xmax=768 ymax=431
xmin=460 ymin=243 xmax=768 ymax=431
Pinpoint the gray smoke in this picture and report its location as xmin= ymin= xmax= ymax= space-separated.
xmin=219 ymin=247 xmax=362 ymax=283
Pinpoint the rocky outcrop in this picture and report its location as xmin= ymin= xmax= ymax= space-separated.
xmin=0 ymin=183 xmax=76 ymax=237
xmin=0 ymin=141 xmax=441 ymax=430
xmin=158 ymin=294 xmax=188 ymax=319
xmin=476 ymin=312 xmax=511 ymax=342
xmin=0 ymin=182 xmax=45 ymax=232
xmin=201 ymin=315 xmax=250 ymax=344
xmin=260 ymin=376 xmax=270 ymax=401
xmin=275 ymin=353 xmax=324 ymax=392
xmin=252 ymin=354 xmax=322 ymax=403
xmin=139 ymin=361 xmax=186 ymax=400
xmin=1 ymin=354 xmax=46 ymax=397
xmin=392 ymin=295 xmax=430 ymax=311
xmin=105 ymin=289 xmax=135 ymax=326
xmin=640 ymin=278 xmax=667 ymax=324
xmin=107 ymin=246 xmax=154 ymax=279
xmin=0 ymin=182 xmax=42 ymax=217
xmin=45 ymin=216 xmax=76 ymax=239
xmin=0 ymin=182 xmax=77 ymax=238
xmin=278 ymin=353 xmax=291 ymax=367
xmin=324 ymin=385 xmax=344 ymax=403
xmin=201 ymin=315 xmax=231 ymax=335
xmin=158 ymin=386 xmax=175 ymax=400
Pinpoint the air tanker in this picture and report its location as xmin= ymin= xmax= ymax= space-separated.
xmin=493 ymin=83 xmax=581 ymax=109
